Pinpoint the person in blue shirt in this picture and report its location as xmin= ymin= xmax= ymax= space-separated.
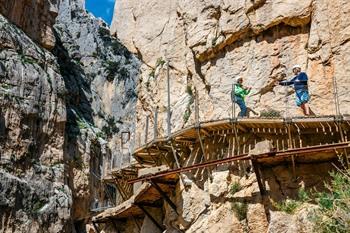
xmin=277 ymin=65 xmax=310 ymax=116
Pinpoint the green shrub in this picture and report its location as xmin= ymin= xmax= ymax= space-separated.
xmin=274 ymin=199 xmax=300 ymax=214
xmin=155 ymin=57 xmax=165 ymax=67
xmin=230 ymin=181 xmax=242 ymax=195
xmin=274 ymin=188 xmax=309 ymax=214
xmin=231 ymin=202 xmax=248 ymax=221
xmin=104 ymin=61 xmax=120 ymax=82
xmin=77 ymin=118 xmax=88 ymax=129
xmin=101 ymin=116 xmax=120 ymax=138
xmin=20 ymin=54 xmax=36 ymax=65
xmin=149 ymin=69 xmax=155 ymax=78
xmin=312 ymin=170 xmax=350 ymax=233
xmin=260 ymin=109 xmax=281 ymax=118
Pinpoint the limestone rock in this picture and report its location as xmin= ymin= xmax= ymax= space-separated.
xmin=54 ymin=0 xmax=140 ymax=220
xmin=111 ymin=0 xmax=350 ymax=141
xmin=268 ymin=204 xmax=317 ymax=233
xmin=0 ymin=0 xmax=58 ymax=49
xmin=247 ymin=203 xmax=269 ymax=233
xmin=186 ymin=202 xmax=243 ymax=233
xmin=205 ymin=170 xmax=230 ymax=198
xmin=174 ymin=176 xmax=211 ymax=229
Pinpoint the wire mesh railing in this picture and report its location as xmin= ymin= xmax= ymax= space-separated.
xmin=135 ymin=73 xmax=348 ymax=149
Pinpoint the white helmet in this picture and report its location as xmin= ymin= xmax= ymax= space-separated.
xmin=292 ymin=64 xmax=301 ymax=70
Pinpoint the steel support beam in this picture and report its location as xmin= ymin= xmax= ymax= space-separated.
xmin=252 ymin=159 xmax=266 ymax=196
xmin=137 ymin=204 xmax=165 ymax=232
xmin=128 ymin=142 xmax=350 ymax=184
xmin=286 ymin=123 xmax=296 ymax=179
xmin=170 ymin=141 xmax=181 ymax=169
xmin=150 ymin=180 xmax=178 ymax=215
xmin=92 ymin=222 xmax=100 ymax=233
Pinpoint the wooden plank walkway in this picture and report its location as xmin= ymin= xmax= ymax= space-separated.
xmin=133 ymin=116 xmax=350 ymax=165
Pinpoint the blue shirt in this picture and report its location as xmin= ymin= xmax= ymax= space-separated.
xmin=279 ymin=72 xmax=308 ymax=91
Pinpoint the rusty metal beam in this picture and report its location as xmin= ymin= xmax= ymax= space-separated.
xmin=137 ymin=204 xmax=165 ymax=232
xmin=252 ymin=159 xmax=266 ymax=196
xmin=150 ymin=180 xmax=178 ymax=215
xmin=170 ymin=141 xmax=181 ymax=169
xmin=286 ymin=123 xmax=296 ymax=179
xmin=128 ymin=142 xmax=350 ymax=184
xmin=92 ymin=221 xmax=100 ymax=233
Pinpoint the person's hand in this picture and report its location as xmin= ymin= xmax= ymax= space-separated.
xmin=274 ymin=80 xmax=280 ymax=86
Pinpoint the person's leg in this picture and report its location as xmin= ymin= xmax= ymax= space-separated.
xmin=235 ymin=97 xmax=247 ymax=117
xmin=303 ymin=102 xmax=310 ymax=115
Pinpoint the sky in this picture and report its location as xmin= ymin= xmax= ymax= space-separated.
xmin=86 ymin=0 xmax=115 ymax=25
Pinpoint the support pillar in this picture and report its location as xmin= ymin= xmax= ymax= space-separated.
xmin=92 ymin=222 xmax=100 ymax=233
xmin=137 ymin=204 xmax=165 ymax=232
xmin=252 ymin=160 xmax=266 ymax=196
xmin=286 ymin=123 xmax=296 ymax=179
xmin=150 ymin=180 xmax=178 ymax=215
xmin=170 ymin=141 xmax=181 ymax=169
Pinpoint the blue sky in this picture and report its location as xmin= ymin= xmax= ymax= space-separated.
xmin=86 ymin=0 xmax=115 ymax=25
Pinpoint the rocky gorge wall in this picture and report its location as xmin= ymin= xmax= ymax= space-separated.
xmin=111 ymin=0 xmax=350 ymax=141
xmin=0 ymin=0 xmax=140 ymax=232
xmin=0 ymin=13 xmax=70 ymax=232
xmin=0 ymin=0 xmax=59 ymax=49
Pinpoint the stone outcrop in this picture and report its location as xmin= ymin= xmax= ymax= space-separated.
xmin=111 ymin=0 xmax=350 ymax=141
xmin=0 ymin=0 xmax=58 ymax=49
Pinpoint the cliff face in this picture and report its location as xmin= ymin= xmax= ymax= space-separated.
xmin=111 ymin=0 xmax=350 ymax=141
xmin=54 ymin=0 xmax=140 ymax=223
xmin=0 ymin=0 xmax=58 ymax=49
xmin=0 ymin=13 xmax=70 ymax=232
xmin=0 ymin=0 xmax=140 ymax=232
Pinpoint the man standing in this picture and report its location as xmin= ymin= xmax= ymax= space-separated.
xmin=232 ymin=77 xmax=252 ymax=117
xmin=277 ymin=65 xmax=310 ymax=116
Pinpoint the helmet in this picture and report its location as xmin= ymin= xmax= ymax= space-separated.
xmin=292 ymin=64 xmax=301 ymax=70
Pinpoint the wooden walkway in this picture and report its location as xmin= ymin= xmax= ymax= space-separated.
xmin=94 ymin=115 xmax=350 ymax=230
xmin=133 ymin=116 xmax=350 ymax=165
xmin=94 ymin=142 xmax=350 ymax=224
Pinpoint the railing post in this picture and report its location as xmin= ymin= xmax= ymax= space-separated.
xmin=232 ymin=84 xmax=236 ymax=120
xmin=167 ymin=61 xmax=171 ymax=138
xmin=195 ymin=88 xmax=199 ymax=127
xmin=284 ymin=86 xmax=289 ymax=119
xmin=333 ymin=75 xmax=341 ymax=116
xmin=154 ymin=107 xmax=158 ymax=140
xmin=145 ymin=115 xmax=149 ymax=144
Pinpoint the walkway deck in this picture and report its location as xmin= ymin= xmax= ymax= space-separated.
xmin=93 ymin=173 xmax=178 ymax=223
xmin=133 ymin=116 xmax=350 ymax=165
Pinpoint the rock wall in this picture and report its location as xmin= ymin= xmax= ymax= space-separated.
xmin=0 ymin=14 xmax=71 ymax=232
xmin=0 ymin=0 xmax=140 ymax=232
xmin=54 ymin=0 xmax=140 ymax=225
xmin=111 ymin=0 xmax=350 ymax=141
xmin=0 ymin=0 xmax=58 ymax=49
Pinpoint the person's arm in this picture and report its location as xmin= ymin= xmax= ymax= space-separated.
xmin=279 ymin=76 xmax=296 ymax=86
xmin=243 ymin=87 xmax=251 ymax=95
